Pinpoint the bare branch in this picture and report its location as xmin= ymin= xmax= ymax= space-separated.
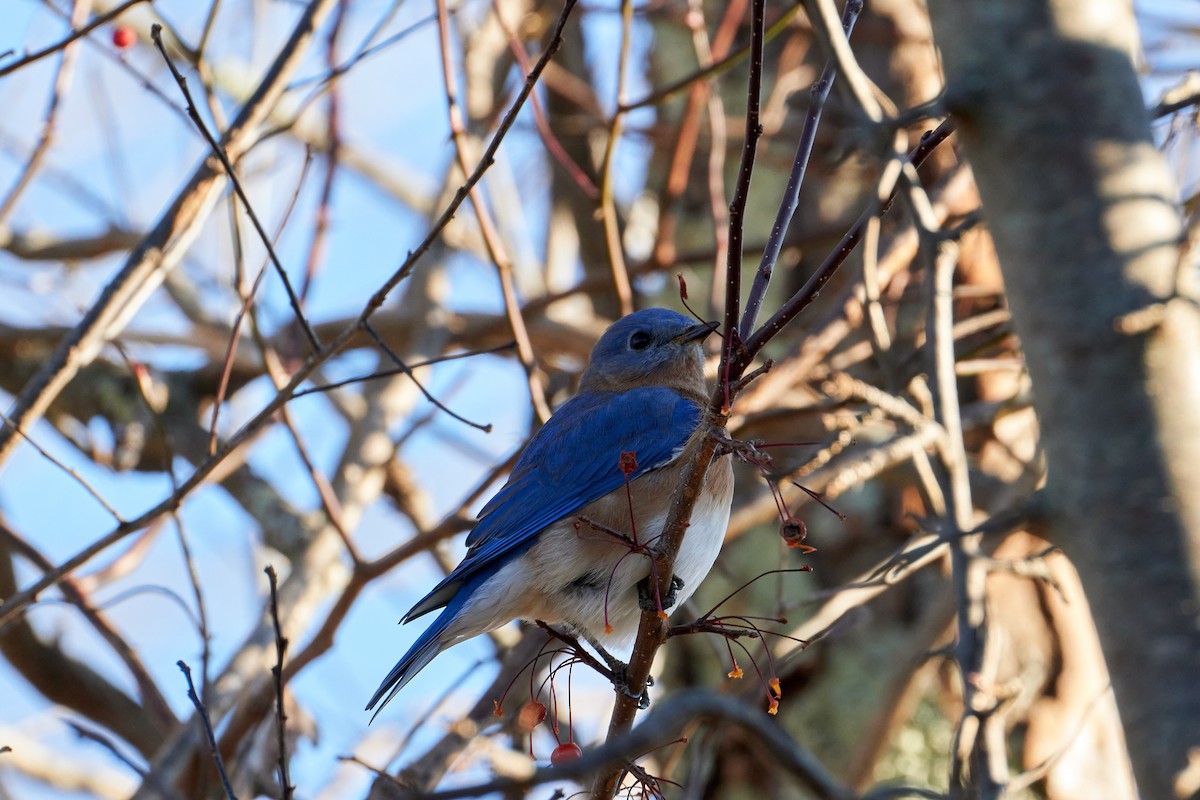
xmin=0 ymin=0 xmax=341 ymax=471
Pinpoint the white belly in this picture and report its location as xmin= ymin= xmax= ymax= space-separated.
xmin=667 ymin=478 xmax=733 ymax=611
xmin=450 ymin=455 xmax=734 ymax=651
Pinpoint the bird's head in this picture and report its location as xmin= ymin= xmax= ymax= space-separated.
xmin=579 ymin=308 xmax=717 ymax=398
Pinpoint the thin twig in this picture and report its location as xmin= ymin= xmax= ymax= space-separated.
xmin=535 ymin=621 xmax=620 ymax=682
xmin=718 ymin=0 xmax=767 ymax=410
xmin=265 ymin=566 xmax=295 ymax=800
xmin=178 ymin=660 xmax=238 ymax=800
xmin=66 ymin=719 xmax=193 ymax=800
xmin=194 ymin=0 xmax=222 ymax=61
xmin=291 ymin=342 xmax=517 ymax=398
xmin=150 ymin=24 xmax=321 ymax=353
xmin=281 ymin=4 xmax=435 ymax=109
xmin=492 ymin=0 xmax=597 ymax=198
xmin=298 ymin=1 xmax=346 ymax=304
xmin=170 ymin=509 xmax=213 ymax=698
xmin=66 ymin=721 xmax=148 ymax=778
xmin=363 ymin=321 xmax=493 ymax=432
xmin=209 ymin=152 xmax=314 ymax=455
xmin=280 ymin=404 xmax=360 ymax=563
xmin=596 ymin=0 xmax=636 ymax=316
xmin=0 ymin=411 xmax=124 ymax=522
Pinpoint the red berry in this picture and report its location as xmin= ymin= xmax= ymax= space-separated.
xmin=112 ymin=26 xmax=136 ymax=50
xmin=550 ymin=742 xmax=582 ymax=765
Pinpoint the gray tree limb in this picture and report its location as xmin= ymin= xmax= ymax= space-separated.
xmin=927 ymin=1 xmax=1200 ymax=796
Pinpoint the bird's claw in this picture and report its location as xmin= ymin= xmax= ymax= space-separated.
xmin=610 ymin=662 xmax=652 ymax=708
xmin=622 ymin=682 xmax=652 ymax=709
xmin=637 ymin=574 xmax=684 ymax=613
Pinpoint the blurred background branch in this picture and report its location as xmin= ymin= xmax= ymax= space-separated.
xmin=0 ymin=0 xmax=1196 ymax=798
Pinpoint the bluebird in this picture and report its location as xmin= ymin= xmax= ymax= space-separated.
xmin=367 ymin=308 xmax=734 ymax=715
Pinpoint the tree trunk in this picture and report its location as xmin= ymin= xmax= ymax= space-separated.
xmin=927 ymin=1 xmax=1200 ymax=797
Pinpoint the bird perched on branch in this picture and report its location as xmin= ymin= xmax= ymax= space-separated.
xmin=367 ymin=308 xmax=734 ymax=716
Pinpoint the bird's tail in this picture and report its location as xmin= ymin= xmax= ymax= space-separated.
xmin=366 ymin=604 xmax=455 ymax=720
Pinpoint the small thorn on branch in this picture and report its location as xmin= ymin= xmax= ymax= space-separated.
xmin=730 ymin=359 xmax=773 ymax=393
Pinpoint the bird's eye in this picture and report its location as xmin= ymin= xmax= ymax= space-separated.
xmin=629 ymin=331 xmax=653 ymax=351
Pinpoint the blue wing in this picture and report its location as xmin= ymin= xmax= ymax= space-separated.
xmin=403 ymin=386 xmax=701 ymax=622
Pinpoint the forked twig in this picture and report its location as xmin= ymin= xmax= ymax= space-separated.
xmin=740 ymin=0 xmax=863 ymax=338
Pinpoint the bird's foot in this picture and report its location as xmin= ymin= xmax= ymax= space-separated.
xmin=611 ymin=662 xmax=652 ymax=709
xmin=637 ymin=574 xmax=684 ymax=614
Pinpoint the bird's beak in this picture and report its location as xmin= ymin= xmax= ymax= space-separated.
xmin=672 ymin=320 xmax=720 ymax=344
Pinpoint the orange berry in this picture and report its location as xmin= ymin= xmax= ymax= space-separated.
xmin=517 ymin=701 xmax=547 ymax=731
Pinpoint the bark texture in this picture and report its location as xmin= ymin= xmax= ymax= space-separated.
xmin=927 ymin=1 xmax=1200 ymax=796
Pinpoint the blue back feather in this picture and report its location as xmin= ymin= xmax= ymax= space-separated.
xmin=403 ymin=386 xmax=700 ymax=622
